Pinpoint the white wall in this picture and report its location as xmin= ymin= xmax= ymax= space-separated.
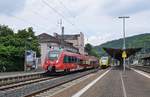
xmin=40 ymin=43 xmax=48 ymax=66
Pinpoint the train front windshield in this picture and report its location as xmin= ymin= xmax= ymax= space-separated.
xmin=48 ymin=50 xmax=60 ymax=61
xmin=101 ymin=57 xmax=108 ymax=64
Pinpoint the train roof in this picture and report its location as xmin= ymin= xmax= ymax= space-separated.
xmin=61 ymin=50 xmax=98 ymax=60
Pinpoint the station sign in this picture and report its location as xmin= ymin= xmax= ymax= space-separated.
xmin=122 ymin=51 xmax=127 ymax=58
xmin=25 ymin=50 xmax=37 ymax=70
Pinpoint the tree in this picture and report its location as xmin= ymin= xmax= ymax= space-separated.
xmin=0 ymin=25 xmax=40 ymax=72
xmin=85 ymin=43 xmax=93 ymax=53
xmin=84 ymin=43 xmax=100 ymax=58
xmin=0 ymin=25 xmax=14 ymax=37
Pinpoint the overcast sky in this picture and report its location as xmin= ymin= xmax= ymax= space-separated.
xmin=0 ymin=0 xmax=150 ymax=46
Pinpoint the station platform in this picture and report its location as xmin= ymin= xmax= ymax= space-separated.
xmin=0 ymin=69 xmax=45 ymax=79
xmin=47 ymin=66 xmax=150 ymax=97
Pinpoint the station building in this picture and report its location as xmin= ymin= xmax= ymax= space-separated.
xmin=37 ymin=32 xmax=84 ymax=65
xmin=53 ymin=32 xmax=84 ymax=54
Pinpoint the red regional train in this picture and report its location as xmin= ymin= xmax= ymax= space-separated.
xmin=43 ymin=49 xmax=99 ymax=72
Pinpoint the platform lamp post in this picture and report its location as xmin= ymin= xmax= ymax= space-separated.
xmin=24 ymin=37 xmax=32 ymax=71
xmin=118 ymin=16 xmax=130 ymax=72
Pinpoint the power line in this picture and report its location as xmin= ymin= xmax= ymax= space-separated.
xmin=10 ymin=14 xmax=51 ymax=32
xmin=56 ymin=0 xmax=83 ymax=32
xmin=31 ymin=10 xmax=50 ymax=23
xmin=42 ymin=0 xmax=84 ymax=33
xmin=41 ymin=0 xmax=75 ymax=26
xmin=55 ymin=0 xmax=83 ymax=32
xmin=4 ymin=2 xmax=54 ymax=33
xmin=57 ymin=0 xmax=75 ymax=18
xmin=28 ymin=2 xmax=52 ymax=23
xmin=25 ymin=1 xmax=62 ymax=32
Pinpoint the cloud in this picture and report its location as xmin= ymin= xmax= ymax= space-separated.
xmin=0 ymin=0 xmax=26 ymax=15
xmin=0 ymin=0 xmax=150 ymax=46
xmin=103 ymin=0 xmax=150 ymax=16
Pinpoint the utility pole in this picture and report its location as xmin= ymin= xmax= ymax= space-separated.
xmin=118 ymin=16 xmax=130 ymax=72
xmin=59 ymin=19 xmax=64 ymax=49
xmin=61 ymin=26 xmax=64 ymax=48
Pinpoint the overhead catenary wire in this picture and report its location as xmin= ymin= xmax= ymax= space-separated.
xmin=41 ymin=0 xmax=75 ymax=26
xmin=10 ymin=14 xmax=51 ymax=32
xmin=56 ymin=0 xmax=83 ymax=32
xmin=41 ymin=0 xmax=85 ymax=34
xmin=24 ymin=1 xmax=63 ymax=32
xmin=31 ymin=10 xmax=50 ymax=23
xmin=9 ymin=0 xmax=83 ymax=35
xmin=4 ymin=2 xmax=55 ymax=33
xmin=56 ymin=0 xmax=75 ymax=18
xmin=58 ymin=1 xmax=84 ymax=33
xmin=41 ymin=0 xmax=88 ymax=39
xmin=28 ymin=1 xmax=52 ymax=23
xmin=29 ymin=10 xmax=60 ymax=31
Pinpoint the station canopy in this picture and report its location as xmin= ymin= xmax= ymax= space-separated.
xmin=103 ymin=47 xmax=142 ymax=61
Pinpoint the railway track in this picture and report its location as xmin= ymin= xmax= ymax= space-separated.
xmin=0 ymin=69 xmax=98 ymax=97
xmin=0 ymin=71 xmax=45 ymax=86
xmin=26 ymin=69 xmax=98 ymax=97
xmin=0 ymin=71 xmax=68 ymax=91
xmin=0 ymin=76 xmax=53 ymax=91
xmin=130 ymin=65 xmax=150 ymax=73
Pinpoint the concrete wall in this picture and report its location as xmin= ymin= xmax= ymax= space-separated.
xmin=40 ymin=43 xmax=48 ymax=66
xmin=40 ymin=43 xmax=60 ymax=66
xmin=65 ymin=32 xmax=84 ymax=54
xmin=79 ymin=32 xmax=84 ymax=54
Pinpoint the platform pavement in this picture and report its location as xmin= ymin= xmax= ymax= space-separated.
xmin=50 ymin=66 xmax=150 ymax=97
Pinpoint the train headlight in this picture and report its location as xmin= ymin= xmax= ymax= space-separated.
xmin=46 ymin=61 xmax=49 ymax=64
xmin=56 ymin=60 xmax=58 ymax=63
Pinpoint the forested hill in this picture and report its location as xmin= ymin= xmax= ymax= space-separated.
xmin=95 ymin=33 xmax=150 ymax=56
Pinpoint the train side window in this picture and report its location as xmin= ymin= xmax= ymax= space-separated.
xmin=74 ymin=57 xmax=77 ymax=63
xmin=82 ymin=60 xmax=84 ymax=64
xmin=77 ymin=58 xmax=81 ymax=64
xmin=76 ymin=58 xmax=79 ymax=64
xmin=71 ymin=56 xmax=73 ymax=63
xmin=71 ymin=56 xmax=75 ymax=63
xmin=90 ymin=61 xmax=92 ymax=64
xmin=80 ymin=60 xmax=83 ymax=64
xmin=64 ymin=56 xmax=68 ymax=63
xmin=74 ymin=57 xmax=76 ymax=63
xmin=68 ymin=56 xmax=72 ymax=63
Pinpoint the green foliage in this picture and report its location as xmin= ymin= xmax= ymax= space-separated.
xmin=95 ymin=33 xmax=150 ymax=56
xmin=0 ymin=25 xmax=14 ymax=37
xmin=85 ymin=43 xmax=100 ymax=58
xmin=0 ymin=25 xmax=40 ymax=72
xmin=85 ymin=43 xmax=93 ymax=53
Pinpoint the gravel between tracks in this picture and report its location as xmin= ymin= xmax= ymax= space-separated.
xmin=0 ymin=69 xmax=98 ymax=97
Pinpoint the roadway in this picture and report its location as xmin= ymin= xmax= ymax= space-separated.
xmin=50 ymin=66 xmax=150 ymax=97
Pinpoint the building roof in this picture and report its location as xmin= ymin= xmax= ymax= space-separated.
xmin=38 ymin=33 xmax=59 ymax=43
xmin=54 ymin=33 xmax=80 ymax=40
xmin=37 ymin=33 xmax=78 ymax=51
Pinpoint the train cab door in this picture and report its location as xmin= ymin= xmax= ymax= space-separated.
xmin=63 ymin=55 xmax=69 ymax=70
